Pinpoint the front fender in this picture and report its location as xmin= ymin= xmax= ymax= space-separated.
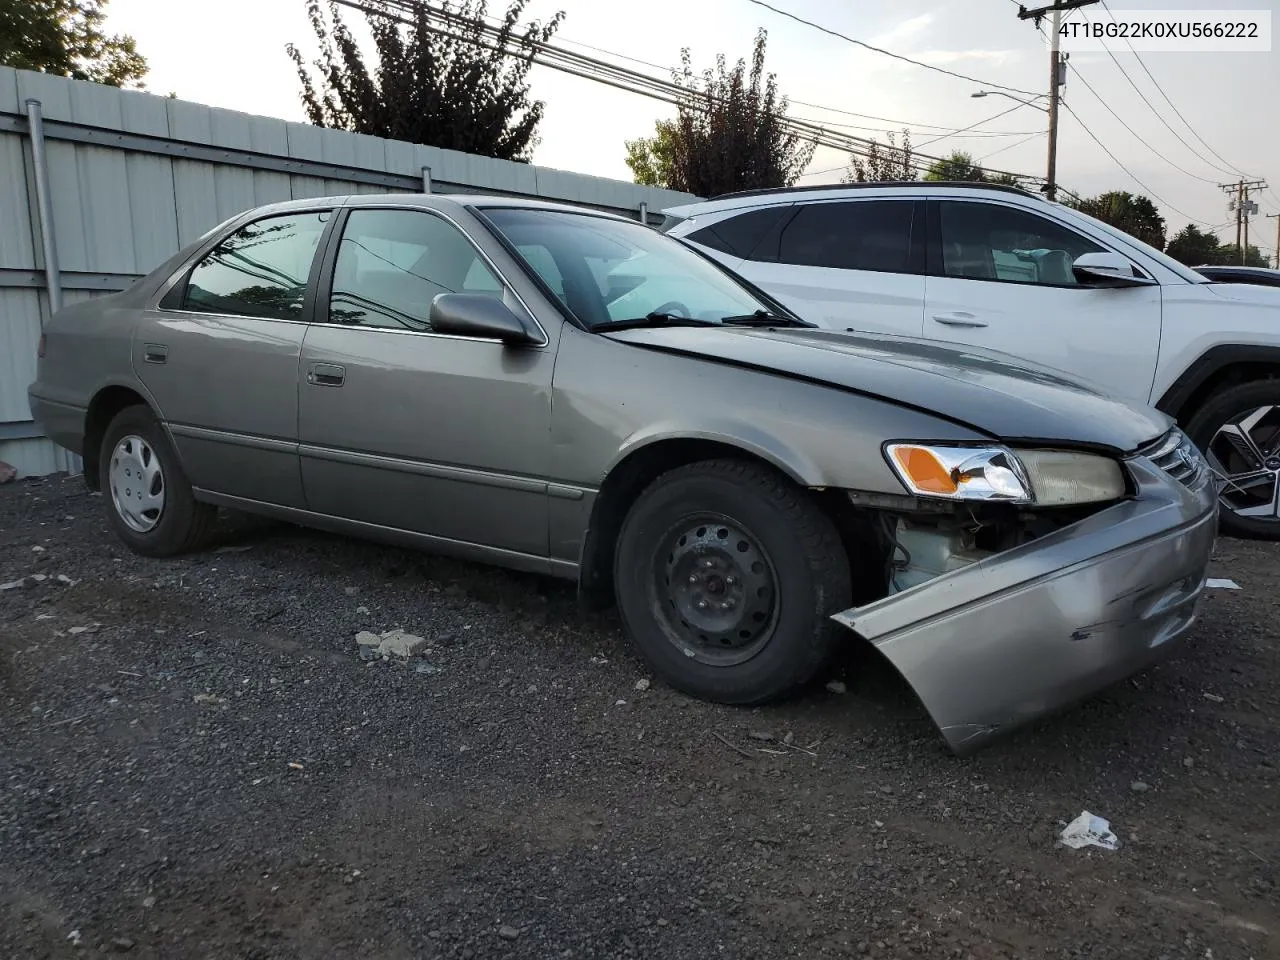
xmin=607 ymin=420 xmax=823 ymax=487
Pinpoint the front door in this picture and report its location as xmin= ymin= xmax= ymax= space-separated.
xmin=133 ymin=209 xmax=333 ymax=507
xmin=923 ymin=199 xmax=1161 ymax=405
xmin=297 ymin=207 xmax=557 ymax=558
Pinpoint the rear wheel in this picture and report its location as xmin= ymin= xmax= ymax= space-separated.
xmin=613 ymin=458 xmax=852 ymax=705
xmin=99 ymin=405 xmax=215 ymax=556
xmin=1185 ymin=380 xmax=1280 ymax=540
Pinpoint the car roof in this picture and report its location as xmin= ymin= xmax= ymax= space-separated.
xmin=662 ymin=180 xmax=1042 ymax=216
xmin=231 ymin=192 xmax=637 ymax=223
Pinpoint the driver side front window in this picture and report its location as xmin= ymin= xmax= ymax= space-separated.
xmin=938 ymin=201 xmax=1104 ymax=286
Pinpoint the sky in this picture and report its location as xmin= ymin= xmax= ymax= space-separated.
xmin=104 ymin=0 xmax=1280 ymax=257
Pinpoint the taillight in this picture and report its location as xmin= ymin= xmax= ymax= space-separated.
xmin=37 ymin=334 xmax=46 ymax=358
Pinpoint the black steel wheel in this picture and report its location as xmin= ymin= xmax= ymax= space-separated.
xmin=614 ymin=458 xmax=852 ymax=705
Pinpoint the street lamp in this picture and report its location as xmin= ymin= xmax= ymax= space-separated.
xmin=970 ymin=90 xmax=1049 ymax=113
xmin=971 ymin=89 xmax=1056 ymax=200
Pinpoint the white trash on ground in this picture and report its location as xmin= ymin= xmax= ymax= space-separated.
xmin=1060 ymin=811 xmax=1121 ymax=851
xmin=1206 ymin=578 xmax=1241 ymax=590
xmin=354 ymin=629 xmax=428 ymax=660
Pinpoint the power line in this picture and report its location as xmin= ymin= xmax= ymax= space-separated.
xmin=549 ymin=30 xmax=1041 ymax=138
xmin=1066 ymin=63 xmax=1217 ymax=185
xmin=743 ymin=0 xmax=1041 ymax=97
xmin=914 ymin=100 xmax=1035 ymax=149
xmin=1059 ymin=101 xmax=1209 ymax=225
xmin=791 ymin=112 xmax=1041 ymax=138
xmin=338 ymin=0 xmax=1046 ymax=185
xmin=1099 ymin=0 xmax=1258 ymax=180
xmin=978 ymin=130 xmax=1045 ymax=162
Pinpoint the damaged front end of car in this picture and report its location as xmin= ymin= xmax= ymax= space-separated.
xmin=827 ymin=428 xmax=1219 ymax=754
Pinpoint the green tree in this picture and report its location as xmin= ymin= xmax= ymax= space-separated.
xmin=1221 ymin=243 xmax=1272 ymax=268
xmin=624 ymin=119 xmax=679 ymax=188
xmin=1068 ymin=191 xmax=1166 ymax=249
xmin=923 ymin=150 xmax=987 ymax=182
xmin=0 ymin=0 xmax=146 ymax=87
xmin=987 ymin=172 xmax=1025 ymax=188
xmin=287 ymin=0 xmax=563 ymax=162
xmin=624 ymin=30 xmax=814 ymax=195
xmin=1165 ymin=224 xmax=1222 ymax=265
xmin=846 ymin=129 xmax=915 ymax=183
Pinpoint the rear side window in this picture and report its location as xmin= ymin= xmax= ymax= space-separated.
xmin=183 ymin=212 xmax=329 ymax=321
xmin=777 ymin=200 xmax=916 ymax=273
xmin=686 ymin=207 xmax=791 ymax=259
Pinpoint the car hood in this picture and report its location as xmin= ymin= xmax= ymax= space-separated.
xmin=603 ymin=326 xmax=1171 ymax=453
xmin=1206 ymin=281 xmax=1280 ymax=304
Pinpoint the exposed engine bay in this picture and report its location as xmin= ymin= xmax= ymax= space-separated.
xmin=828 ymin=489 xmax=1116 ymax=602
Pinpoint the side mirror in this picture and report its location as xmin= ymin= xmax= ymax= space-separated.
xmin=1072 ymin=252 xmax=1156 ymax=287
xmin=428 ymin=293 xmax=540 ymax=345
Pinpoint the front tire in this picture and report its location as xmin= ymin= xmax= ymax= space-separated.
xmin=613 ymin=458 xmax=852 ymax=705
xmin=1185 ymin=380 xmax=1280 ymax=540
xmin=99 ymin=405 xmax=215 ymax=557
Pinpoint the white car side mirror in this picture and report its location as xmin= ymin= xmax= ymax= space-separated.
xmin=1072 ymin=252 xmax=1156 ymax=287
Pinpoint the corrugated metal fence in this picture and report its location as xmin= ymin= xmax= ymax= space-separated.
xmin=0 ymin=66 xmax=698 ymax=477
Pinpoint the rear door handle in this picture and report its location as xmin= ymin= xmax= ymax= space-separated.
xmin=143 ymin=343 xmax=168 ymax=363
xmin=307 ymin=362 xmax=346 ymax=387
xmin=932 ymin=312 xmax=989 ymax=328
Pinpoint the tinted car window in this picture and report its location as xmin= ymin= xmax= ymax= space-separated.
xmin=939 ymin=201 xmax=1103 ymax=285
xmin=687 ymin=207 xmax=790 ymax=259
xmin=184 ymin=212 xmax=328 ymax=320
xmin=484 ymin=207 xmax=769 ymax=328
xmin=777 ymin=200 xmax=915 ymax=272
xmin=328 ymin=209 xmax=503 ymax=331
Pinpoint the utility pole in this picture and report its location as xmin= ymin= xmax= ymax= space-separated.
xmin=1268 ymin=213 xmax=1280 ymax=269
xmin=1220 ymin=179 xmax=1267 ymax=264
xmin=1018 ymin=0 xmax=1100 ymax=202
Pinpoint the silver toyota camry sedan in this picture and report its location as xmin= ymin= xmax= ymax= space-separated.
xmin=27 ymin=193 xmax=1218 ymax=752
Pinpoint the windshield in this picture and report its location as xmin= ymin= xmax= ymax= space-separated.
xmin=480 ymin=207 xmax=774 ymax=328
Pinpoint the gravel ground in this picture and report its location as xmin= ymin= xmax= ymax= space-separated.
xmin=1 ymin=474 xmax=1277 ymax=960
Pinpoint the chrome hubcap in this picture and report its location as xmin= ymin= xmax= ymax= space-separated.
xmin=109 ymin=435 xmax=165 ymax=533
xmin=1208 ymin=405 xmax=1280 ymax=520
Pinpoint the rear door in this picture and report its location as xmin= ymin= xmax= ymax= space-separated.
xmin=690 ymin=198 xmax=926 ymax=335
xmin=922 ymin=198 xmax=1161 ymax=404
xmin=136 ymin=208 xmax=334 ymax=507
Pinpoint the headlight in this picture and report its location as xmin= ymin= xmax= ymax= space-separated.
xmin=885 ymin=443 xmax=1125 ymax=506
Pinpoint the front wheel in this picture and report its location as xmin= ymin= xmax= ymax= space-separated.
xmin=1185 ymin=380 xmax=1280 ymax=540
xmin=99 ymin=405 xmax=216 ymax=557
xmin=613 ymin=459 xmax=852 ymax=705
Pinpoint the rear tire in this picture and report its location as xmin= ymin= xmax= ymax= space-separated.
xmin=1185 ymin=379 xmax=1280 ymax=540
xmin=99 ymin=405 xmax=215 ymax=557
xmin=613 ymin=458 xmax=852 ymax=705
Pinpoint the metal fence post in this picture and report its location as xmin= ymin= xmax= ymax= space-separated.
xmin=25 ymin=98 xmax=62 ymax=317
xmin=421 ymin=165 xmax=432 ymax=194
xmin=638 ymin=201 xmax=649 ymax=226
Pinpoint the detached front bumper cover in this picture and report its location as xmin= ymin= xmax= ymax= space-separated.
xmin=832 ymin=452 xmax=1218 ymax=754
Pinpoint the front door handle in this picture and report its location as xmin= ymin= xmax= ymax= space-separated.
xmin=307 ymin=362 xmax=346 ymax=387
xmin=932 ymin=312 xmax=989 ymax=328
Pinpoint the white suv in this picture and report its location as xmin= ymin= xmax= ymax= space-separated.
xmin=661 ymin=182 xmax=1280 ymax=539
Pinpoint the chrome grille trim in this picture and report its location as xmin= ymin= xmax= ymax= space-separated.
xmin=1139 ymin=429 xmax=1206 ymax=488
